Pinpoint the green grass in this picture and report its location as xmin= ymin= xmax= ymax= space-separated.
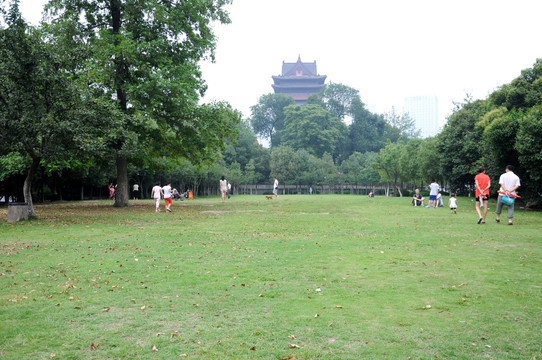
xmin=1 ymin=195 xmax=541 ymax=359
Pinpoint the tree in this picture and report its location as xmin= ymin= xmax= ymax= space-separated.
xmin=400 ymin=138 xmax=423 ymax=185
xmin=416 ymin=137 xmax=441 ymax=186
xmin=315 ymin=82 xmax=360 ymax=122
xmin=515 ymin=105 xmax=542 ymax=203
xmin=348 ymin=98 xmax=386 ymax=153
xmin=381 ymin=107 xmax=420 ymax=142
xmin=270 ymin=146 xmax=298 ymax=184
xmin=222 ymin=120 xmax=259 ymax=170
xmin=281 ymin=104 xmax=345 ymax=158
xmin=0 ymin=2 xmax=106 ymax=217
xmin=243 ymin=159 xmax=256 ymax=185
xmin=374 ymin=141 xmax=406 ymax=196
xmin=438 ymin=99 xmax=489 ymax=193
xmin=251 ymin=144 xmax=271 ymax=183
xmin=250 ymin=93 xmax=295 ymax=147
xmin=45 ymin=0 xmax=239 ymax=207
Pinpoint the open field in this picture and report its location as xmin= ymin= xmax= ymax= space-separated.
xmin=1 ymin=195 xmax=541 ymax=359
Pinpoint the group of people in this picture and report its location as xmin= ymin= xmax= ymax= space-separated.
xmin=412 ymin=165 xmax=521 ymax=225
xmin=151 ymin=182 xmax=174 ymax=213
xmin=219 ymin=175 xmax=233 ymax=203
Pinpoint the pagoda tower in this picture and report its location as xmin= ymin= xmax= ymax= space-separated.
xmin=272 ymin=56 xmax=327 ymax=104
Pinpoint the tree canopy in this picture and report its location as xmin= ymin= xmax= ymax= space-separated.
xmin=44 ymin=0 xmax=239 ymax=206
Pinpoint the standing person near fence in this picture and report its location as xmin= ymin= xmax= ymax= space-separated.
xmin=273 ymin=177 xmax=279 ymax=198
xmin=475 ymin=166 xmax=491 ymax=224
xmin=151 ymin=182 xmax=163 ymax=213
xmin=162 ymin=182 xmax=173 ymax=212
xmin=496 ymin=165 xmax=520 ymax=225
xmin=220 ymin=175 xmax=228 ymax=203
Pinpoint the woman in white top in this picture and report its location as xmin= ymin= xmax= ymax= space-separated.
xmin=219 ymin=175 xmax=228 ymax=203
xmin=151 ymin=182 xmax=163 ymax=212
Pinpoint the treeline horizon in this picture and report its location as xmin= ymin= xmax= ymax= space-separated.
xmin=1 ymin=1 xmax=541 ymax=209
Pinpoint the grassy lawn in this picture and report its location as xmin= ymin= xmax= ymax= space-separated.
xmin=1 ymin=195 xmax=541 ymax=359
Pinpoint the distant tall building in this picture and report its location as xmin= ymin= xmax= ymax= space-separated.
xmin=272 ymin=56 xmax=326 ymax=104
xmin=403 ymin=96 xmax=439 ymax=138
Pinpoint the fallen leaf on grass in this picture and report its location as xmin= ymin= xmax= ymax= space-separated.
xmin=156 ymin=332 xmax=164 ymax=337
xmin=89 ymin=343 xmax=99 ymax=351
xmin=152 ymin=345 xmax=158 ymax=352
xmin=287 ymin=344 xmax=301 ymax=348
xmin=314 ymin=314 xmax=319 ymax=318
xmin=288 ymin=335 xmax=296 ymax=340
xmin=335 ymin=305 xmax=343 ymax=308
xmin=170 ymin=333 xmax=180 ymax=338
xmin=50 ymin=353 xmax=55 ymax=358
xmin=249 ymin=346 xmax=256 ymax=351
xmin=179 ymin=354 xmax=189 ymax=357
xmin=102 ymin=308 xmax=110 ymax=312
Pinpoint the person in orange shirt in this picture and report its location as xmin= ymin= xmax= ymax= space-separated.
xmin=475 ymin=166 xmax=491 ymax=224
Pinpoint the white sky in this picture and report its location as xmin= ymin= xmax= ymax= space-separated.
xmin=18 ymin=0 xmax=542 ymax=127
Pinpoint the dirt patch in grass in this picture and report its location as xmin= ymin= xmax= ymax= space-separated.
xmin=1 ymin=241 xmax=32 ymax=255
xmin=201 ymin=210 xmax=264 ymax=214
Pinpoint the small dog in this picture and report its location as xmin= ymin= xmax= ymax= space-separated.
xmin=265 ymin=195 xmax=273 ymax=200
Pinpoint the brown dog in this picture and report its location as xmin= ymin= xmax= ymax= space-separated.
xmin=265 ymin=195 xmax=273 ymax=200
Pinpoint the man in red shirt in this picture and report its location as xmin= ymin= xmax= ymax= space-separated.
xmin=475 ymin=166 xmax=491 ymax=224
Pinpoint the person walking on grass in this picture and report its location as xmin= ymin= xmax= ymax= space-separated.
xmin=475 ymin=166 xmax=491 ymax=224
xmin=220 ymin=175 xmax=228 ymax=203
xmin=496 ymin=165 xmax=521 ymax=225
xmin=163 ymin=182 xmax=173 ymax=212
xmin=273 ymin=177 xmax=279 ymax=198
xmin=427 ymin=179 xmax=440 ymax=208
xmin=448 ymin=193 xmax=457 ymax=214
xmin=151 ymin=182 xmax=163 ymax=213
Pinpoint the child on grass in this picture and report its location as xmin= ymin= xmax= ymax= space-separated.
xmin=449 ymin=193 xmax=457 ymax=214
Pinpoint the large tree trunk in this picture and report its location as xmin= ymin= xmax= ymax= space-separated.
xmin=114 ymin=154 xmax=129 ymax=207
xmin=23 ymin=156 xmax=40 ymax=218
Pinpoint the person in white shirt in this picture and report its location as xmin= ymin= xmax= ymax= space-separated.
xmin=132 ymin=183 xmax=139 ymax=200
xmin=496 ymin=165 xmax=521 ymax=225
xmin=162 ymin=182 xmax=173 ymax=212
xmin=448 ymin=193 xmax=457 ymax=214
xmin=220 ymin=175 xmax=228 ymax=203
xmin=151 ymin=182 xmax=163 ymax=213
xmin=273 ymin=177 xmax=279 ymax=198
xmin=427 ymin=179 xmax=440 ymax=208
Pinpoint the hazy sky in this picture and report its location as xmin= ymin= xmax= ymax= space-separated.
xmin=18 ymin=0 xmax=542 ymax=127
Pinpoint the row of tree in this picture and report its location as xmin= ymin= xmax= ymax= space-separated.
xmin=2 ymin=1 xmax=540 ymax=210
xmin=250 ymin=84 xmax=418 ymax=161
xmin=0 ymin=0 xmax=240 ymax=216
xmin=226 ymin=60 xmax=542 ymax=204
